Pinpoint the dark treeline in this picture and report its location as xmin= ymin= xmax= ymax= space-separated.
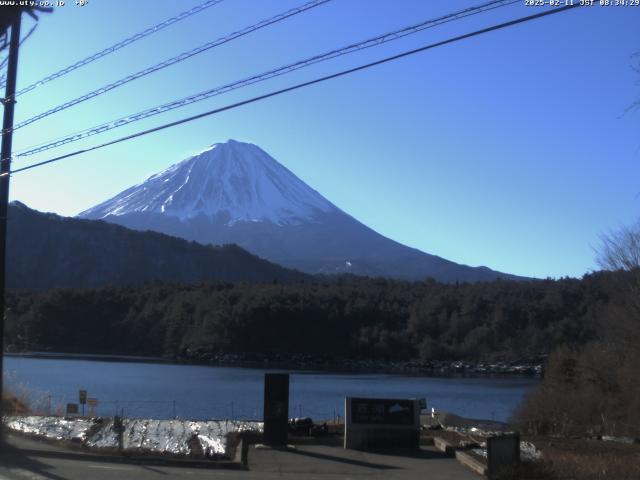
xmin=6 ymin=202 xmax=310 ymax=290
xmin=4 ymin=270 xmax=633 ymax=363
xmin=516 ymin=267 xmax=640 ymax=437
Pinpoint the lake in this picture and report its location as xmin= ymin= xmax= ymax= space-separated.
xmin=4 ymin=356 xmax=538 ymax=423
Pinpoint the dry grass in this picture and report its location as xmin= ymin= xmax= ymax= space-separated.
xmin=2 ymin=390 xmax=30 ymax=415
xmin=539 ymin=440 xmax=640 ymax=480
xmin=522 ymin=437 xmax=640 ymax=480
xmin=489 ymin=462 xmax=554 ymax=480
xmin=2 ymin=372 xmax=61 ymax=416
xmin=424 ymin=432 xmax=640 ymax=480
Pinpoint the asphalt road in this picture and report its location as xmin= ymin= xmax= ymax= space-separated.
xmin=0 ymin=434 xmax=231 ymax=480
xmin=0 ymin=433 xmax=479 ymax=480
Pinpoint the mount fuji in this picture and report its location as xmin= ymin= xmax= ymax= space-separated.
xmin=79 ymin=140 xmax=517 ymax=282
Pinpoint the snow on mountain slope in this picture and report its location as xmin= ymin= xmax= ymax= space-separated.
xmin=79 ymin=139 xmax=521 ymax=282
xmin=79 ymin=140 xmax=337 ymax=225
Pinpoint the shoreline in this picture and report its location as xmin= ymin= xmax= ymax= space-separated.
xmin=4 ymin=352 xmax=167 ymax=363
xmin=4 ymin=351 xmax=542 ymax=377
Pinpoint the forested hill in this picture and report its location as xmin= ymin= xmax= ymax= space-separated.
xmin=6 ymin=202 xmax=310 ymax=289
xmin=6 ymin=270 xmax=633 ymax=363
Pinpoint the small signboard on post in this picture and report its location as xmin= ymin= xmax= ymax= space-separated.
xmin=351 ymin=398 xmax=415 ymax=425
xmin=66 ymin=403 xmax=79 ymax=415
xmin=87 ymin=398 xmax=98 ymax=416
xmin=79 ymin=390 xmax=87 ymax=416
xmin=344 ymin=397 xmax=421 ymax=450
xmin=113 ymin=416 xmax=125 ymax=452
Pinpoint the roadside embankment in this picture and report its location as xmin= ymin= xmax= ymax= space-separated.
xmin=424 ymin=411 xmax=640 ymax=479
xmin=5 ymin=351 xmax=543 ymax=376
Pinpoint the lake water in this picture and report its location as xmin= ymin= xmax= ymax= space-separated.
xmin=4 ymin=357 xmax=538 ymax=423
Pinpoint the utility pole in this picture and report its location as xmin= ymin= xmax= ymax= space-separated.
xmin=0 ymin=11 xmax=22 ymax=439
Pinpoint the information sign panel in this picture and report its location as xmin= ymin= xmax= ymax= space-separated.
xmin=350 ymin=397 xmax=415 ymax=425
xmin=345 ymin=397 xmax=421 ymax=450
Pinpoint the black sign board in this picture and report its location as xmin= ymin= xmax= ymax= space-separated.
xmin=350 ymin=397 xmax=415 ymax=425
xmin=488 ymin=433 xmax=520 ymax=474
xmin=79 ymin=390 xmax=87 ymax=405
xmin=263 ymin=373 xmax=289 ymax=446
xmin=66 ymin=403 xmax=79 ymax=415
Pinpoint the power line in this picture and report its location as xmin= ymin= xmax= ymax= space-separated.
xmin=4 ymin=3 xmax=582 ymax=177
xmin=0 ymin=0 xmax=225 ymax=94
xmin=0 ymin=24 xmax=38 ymax=88
xmin=7 ymin=0 xmax=331 ymax=134
xmin=0 ymin=23 xmax=37 ymax=73
xmin=16 ymin=0 xmax=518 ymax=158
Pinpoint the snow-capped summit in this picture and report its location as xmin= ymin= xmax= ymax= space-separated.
xmin=79 ymin=140 xmax=519 ymax=282
xmin=79 ymin=139 xmax=337 ymax=226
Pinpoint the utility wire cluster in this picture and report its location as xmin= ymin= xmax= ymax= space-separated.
xmin=0 ymin=0 xmax=226 ymax=94
xmin=16 ymin=0 xmax=519 ymax=158
xmin=2 ymin=0 xmax=582 ymax=175
xmin=6 ymin=0 xmax=330 ymax=134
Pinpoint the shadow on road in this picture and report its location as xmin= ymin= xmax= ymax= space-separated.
xmin=284 ymin=447 xmax=400 ymax=470
xmin=366 ymin=447 xmax=452 ymax=460
xmin=140 ymin=465 xmax=169 ymax=476
xmin=0 ymin=439 xmax=70 ymax=480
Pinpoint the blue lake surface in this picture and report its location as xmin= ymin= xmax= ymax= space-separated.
xmin=4 ymin=357 xmax=538 ymax=422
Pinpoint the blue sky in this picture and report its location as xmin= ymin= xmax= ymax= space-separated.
xmin=5 ymin=0 xmax=639 ymax=279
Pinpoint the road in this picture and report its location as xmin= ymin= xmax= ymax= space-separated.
xmin=0 ymin=433 xmax=479 ymax=480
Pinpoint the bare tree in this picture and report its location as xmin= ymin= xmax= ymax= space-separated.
xmin=627 ymin=51 xmax=640 ymax=114
xmin=0 ymin=6 xmax=50 ymax=45
xmin=595 ymin=219 xmax=640 ymax=360
xmin=596 ymin=219 xmax=640 ymax=271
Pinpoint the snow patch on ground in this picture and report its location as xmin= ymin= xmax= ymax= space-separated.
xmin=470 ymin=441 xmax=542 ymax=462
xmin=520 ymin=440 xmax=543 ymax=461
xmin=5 ymin=416 xmax=263 ymax=457
xmin=5 ymin=416 xmax=93 ymax=442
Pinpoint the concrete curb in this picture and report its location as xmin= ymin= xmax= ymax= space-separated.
xmin=433 ymin=437 xmax=456 ymax=456
xmin=455 ymin=450 xmax=487 ymax=476
xmin=234 ymin=439 xmax=249 ymax=469
xmin=420 ymin=436 xmax=435 ymax=446
xmin=434 ymin=436 xmax=488 ymax=476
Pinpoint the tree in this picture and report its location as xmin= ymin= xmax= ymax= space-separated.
xmin=595 ymin=219 xmax=640 ymax=358
xmin=516 ymin=221 xmax=640 ymax=437
xmin=596 ymin=219 xmax=640 ymax=271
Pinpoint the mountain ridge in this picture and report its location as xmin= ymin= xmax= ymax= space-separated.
xmin=80 ymin=139 xmax=338 ymax=226
xmin=7 ymin=201 xmax=310 ymax=290
xmin=79 ymin=139 xmax=522 ymax=282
